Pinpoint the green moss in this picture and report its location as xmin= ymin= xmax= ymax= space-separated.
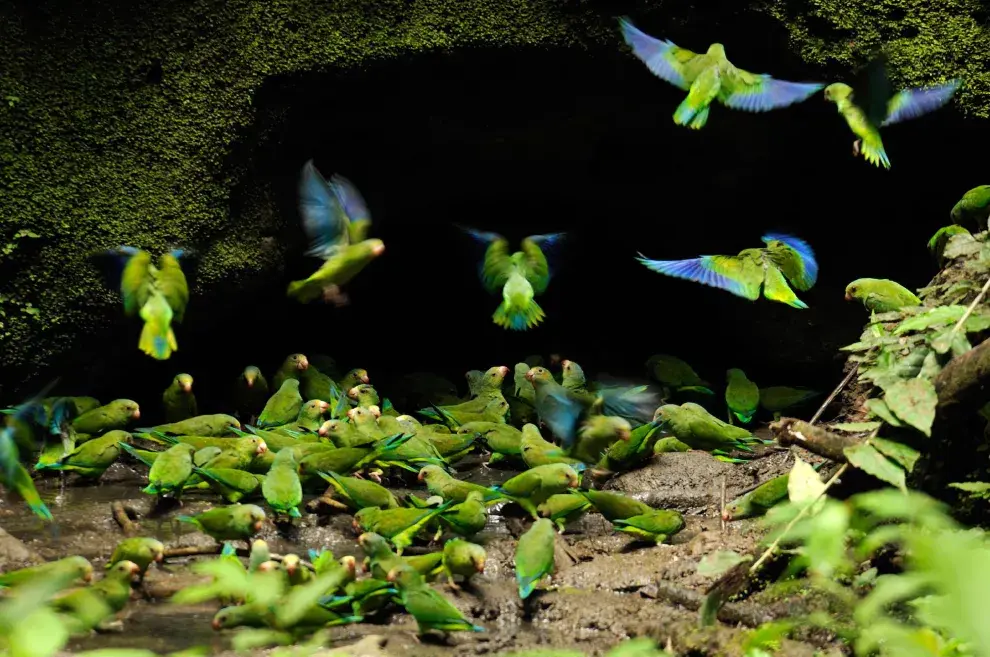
xmin=0 ymin=0 xmax=612 ymax=390
xmin=763 ymin=0 xmax=989 ymax=117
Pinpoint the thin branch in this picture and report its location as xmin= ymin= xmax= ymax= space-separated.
xmin=809 ymin=364 xmax=859 ymax=425
xmin=950 ymin=275 xmax=990 ymax=334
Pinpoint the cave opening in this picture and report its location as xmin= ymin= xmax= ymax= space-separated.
xmin=67 ymin=10 xmax=987 ymax=420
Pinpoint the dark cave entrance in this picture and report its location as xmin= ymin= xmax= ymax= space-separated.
xmin=74 ymin=11 xmax=987 ymax=419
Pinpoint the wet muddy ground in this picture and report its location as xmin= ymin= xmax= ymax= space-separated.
xmin=0 ymin=438 xmax=840 ymax=657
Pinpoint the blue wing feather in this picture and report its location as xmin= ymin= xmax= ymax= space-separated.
xmin=328 ymin=174 xmax=371 ymax=224
xmin=617 ymin=17 xmax=690 ymax=90
xmin=636 ymin=254 xmax=748 ymax=298
xmin=723 ymin=78 xmax=824 ymax=112
xmin=536 ymin=388 xmax=583 ymax=449
xmin=881 ymin=80 xmax=962 ymax=127
xmin=0 ymin=379 xmax=59 ymax=481
xmin=298 ymin=160 xmax=350 ymax=259
xmin=761 ymin=233 xmax=818 ymax=287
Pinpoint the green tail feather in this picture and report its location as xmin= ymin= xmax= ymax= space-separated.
xmin=138 ymin=316 xmax=176 ymax=360
xmin=492 ymin=298 xmax=545 ymax=331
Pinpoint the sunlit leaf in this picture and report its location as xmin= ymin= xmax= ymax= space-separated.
xmin=803 ymin=502 xmax=851 ymax=579
xmin=230 ymin=628 xmax=293 ymax=652
xmin=920 ymin=350 xmax=943 ymax=379
xmin=788 ymin=456 xmax=826 ymax=515
xmin=895 ymin=306 xmax=967 ymax=334
xmin=865 ymin=398 xmax=903 ymax=427
xmin=845 ymin=443 xmax=907 ymax=492
xmin=832 ymin=422 xmax=883 ymax=432
xmin=8 ymin=608 xmax=69 ymax=657
xmin=852 ymin=490 xmax=956 ymax=531
xmin=885 ymin=379 xmax=937 ymax=437
xmin=742 ymin=620 xmax=798 ymax=653
xmin=870 ymin=437 xmax=921 ymax=473
xmin=948 ymin=482 xmax=990 ymax=500
xmin=697 ymin=550 xmax=751 ymax=577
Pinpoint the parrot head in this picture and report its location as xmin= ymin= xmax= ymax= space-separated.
xmin=486 ymin=365 xmax=511 ymax=384
xmin=282 ymin=553 xmax=301 ymax=576
xmin=175 ymin=373 xmax=194 ymax=393
xmin=350 ymin=368 xmax=370 ymax=384
xmin=525 ymin=367 xmax=553 ymax=385
xmin=844 ymin=280 xmax=862 ymax=301
xmin=417 ymin=465 xmax=443 ymax=482
xmin=242 ymin=366 xmax=262 ymax=388
xmin=253 ymin=439 xmax=268 ymax=455
xmin=473 ymin=553 xmax=486 ymax=573
xmin=114 ymin=399 xmax=141 ymax=420
xmin=823 ymin=83 xmax=853 ymax=104
xmin=726 ymin=368 xmax=747 ymax=383
xmin=706 ymin=43 xmax=727 ymax=59
xmin=318 ymin=419 xmax=338 ymax=436
xmin=348 ymin=383 xmax=375 ymax=400
xmin=340 ymin=555 xmax=358 ymax=575
xmin=288 ymin=353 xmax=309 ymax=372
xmin=151 ymin=539 xmax=166 ymax=562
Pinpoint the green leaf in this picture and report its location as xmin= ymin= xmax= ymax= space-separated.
xmin=865 ymin=398 xmax=903 ymax=427
xmin=697 ymin=550 xmax=751 ymax=577
xmin=8 ymin=608 xmax=69 ymax=657
xmin=831 ymin=421 xmax=882 ymax=432
xmin=803 ymin=501 xmax=852 ymax=579
xmin=931 ymin=327 xmax=971 ymax=356
xmin=230 ymin=629 xmax=293 ymax=652
xmin=894 ymin=306 xmax=966 ymax=334
xmin=948 ymin=482 xmax=990 ymax=500
xmin=844 ymin=443 xmax=907 ymax=492
xmin=920 ymin=350 xmax=942 ymax=379
xmin=884 ymin=379 xmax=937 ymax=437
xmin=869 ymin=437 xmax=921 ymax=473
xmin=788 ymin=456 xmax=826 ymax=515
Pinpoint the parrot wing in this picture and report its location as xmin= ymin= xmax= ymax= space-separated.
xmin=720 ymin=65 xmax=823 ymax=112
xmin=329 ymin=173 xmax=373 ymax=242
xmin=460 ymin=228 xmax=512 ymax=292
xmin=117 ymin=247 xmax=154 ymax=316
xmin=761 ymin=233 xmax=818 ymax=291
xmin=850 ymin=53 xmax=895 ymax=128
xmin=881 ymin=80 xmax=962 ymax=127
xmin=298 ymin=160 xmax=351 ymax=259
xmin=617 ymin=17 xmax=702 ymax=91
xmin=636 ymin=253 xmax=762 ymax=300
xmin=519 ymin=233 xmax=565 ymax=295
xmin=762 ymin=264 xmax=808 ymax=309
xmin=535 ymin=385 xmax=583 ymax=447
xmin=155 ymin=255 xmax=190 ymax=322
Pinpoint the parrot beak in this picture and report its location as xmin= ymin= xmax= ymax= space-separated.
xmin=372 ymin=243 xmax=385 ymax=257
xmin=318 ymin=421 xmax=331 ymax=436
xmin=82 ymin=570 xmax=94 ymax=583
xmin=721 ymin=509 xmax=732 ymax=522
xmin=342 ymin=556 xmax=357 ymax=574
xmin=132 ymin=408 xmax=141 ymax=420
xmin=618 ymin=428 xmax=631 ymax=441
xmin=181 ymin=383 xmax=192 ymax=393
xmin=417 ymin=469 xmax=426 ymax=482
xmin=567 ymin=476 xmax=579 ymax=488
xmin=347 ymin=408 xmax=357 ymax=419
xmin=369 ymin=471 xmax=382 ymax=484
xmin=246 ymin=378 xmax=254 ymax=388
xmin=155 ymin=552 xmax=164 ymax=563
xmin=298 ymin=358 xmax=309 ymax=371
xmin=253 ymin=520 xmax=264 ymax=532
xmin=561 ymin=360 xmax=571 ymax=368
xmin=255 ymin=441 xmax=268 ymax=454
xmin=348 ymin=386 xmax=360 ymax=399
xmin=369 ymin=405 xmax=381 ymax=418
xmin=385 ymin=568 xmax=398 ymax=583
xmin=212 ymin=618 xmax=223 ymax=631
xmin=319 ymin=401 xmax=329 ymax=413
xmin=525 ymin=370 xmax=535 ymax=382
xmin=844 ymin=292 xmax=852 ymax=301
xmin=475 ymin=560 xmax=486 ymax=573
xmin=360 ymin=374 xmax=370 ymax=384
xmin=499 ymin=366 xmax=509 ymax=377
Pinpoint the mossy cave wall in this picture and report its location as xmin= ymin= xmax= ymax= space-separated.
xmin=0 ymin=0 xmax=987 ymax=397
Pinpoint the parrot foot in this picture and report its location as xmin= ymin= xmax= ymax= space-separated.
xmin=446 ymin=578 xmax=462 ymax=592
xmin=321 ymin=285 xmax=350 ymax=307
xmin=352 ymin=471 xmax=365 ymax=480
xmin=852 ymin=139 xmax=862 ymax=157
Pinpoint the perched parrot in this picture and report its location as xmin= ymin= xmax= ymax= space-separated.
xmin=494 ymin=463 xmax=582 ymax=519
xmin=257 ymin=379 xmax=304 ymax=428
xmin=353 ymin=501 xmax=453 ymax=554
xmin=72 ymin=399 xmax=141 ymax=435
xmin=233 ymin=366 xmax=269 ymax=423
xmin=655 ymin=403 xmax=763 ymax=456
xmin=287 ymin=160 xmax=384 ymax=305
xmin=637 ymin=233 xmax=818 ymax=309
xmin=538 ymin=492 xmax=592 ymax=532
xmin=387 ymin=565 xmax=485 ymax=634
xmin=177 ymin=503 xmax=267 ymax=543
xmin=515 ymin=517 xmax=556 ymax=599
xmin=262 ymin=448 xmax=304 ymax=518
xmin=844 ymin=278 xmax=921 ymax=312
xmin=163 ymin=373 xmax=197 ymax=423
xmin=618 ymin=16 xmax=822 ymax=130
xmin=725 ymin=368 xmax=759 ymax=424
xmin=612 ymin=509 xmax=685 ymax=544
xmin=417 ymin=465 xmax=506 ymax=505
xmin=594 ymin=419 xmax=663 ymax=475
xmin=460 ymin=227 xmax=565 ymax=331
xmin=645 ymin=354 xmax=712 ymax=396
xmin=142 ymin=442 xmax=197 ymax=498
xmin=193 ymin=465 xmax=265 ymax=503
xmin=108 ymin=537 xmax=165 ymax=578
xmin=441 ymin=539 xmax=486 ymax=590
xmin=575 ymin=489 xmax=653 ymax=522
xmin=108 ymin=246 xmax=190 ymax=360
xmin=141 ymin=413 xmax=240 ymax=438
xmin=928 ymin=225 xmax=972 ymax=265
xmin=272 ymin=353 xmax=309 ymax=392
xmin=437 ymin=491 xmax=488 ymax=537
xmin=318 ymin=470 xmax=399 ymax=510
xmin=520 ymin=423 xmax=585 ymax=469
xmin=823 ymin=54 xmax=961 ymax=169
xmin=951 ymin=185 xmax=990 ymax=230
xmin=0 ymin=555 xmax=93 ymax=588
xmin=35 ymin=430 xmax=132 ymax=479
xmin=723 ymin=471 xmax=796 ymax=521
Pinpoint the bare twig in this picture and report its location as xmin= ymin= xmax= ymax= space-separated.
xmin=951 ymin=275 xmax=990 ymax=334
xmin=809 ymin=364 xmax=859 ymax=425
xmin=749 ymin=463 xmax=849 ymax=574
xmin=719 ymin=476 xmax=727 ymax=533
xmin=111 ymin=501 xmax=140 ymax=536
xmin=771 ymin=419 xmax=859 ymax=462
xmin=163 ymin=545 xmax=221 ymax=558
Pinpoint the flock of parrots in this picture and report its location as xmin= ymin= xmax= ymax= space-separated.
xmin=3 ymin=12 xmax=990 ymax=650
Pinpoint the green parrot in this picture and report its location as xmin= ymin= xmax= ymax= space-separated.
xmin=233 ymin=366 xmax=269 ymax=423
xmin=319 ymin=417 xmax=374 ymax=448
xmin=275 ymin=399 xmax=329 ymax=434
xmin=417 ymin=465 xmax=506 ymax=504
xmin=612 ymin=509 xmax=685 ymax=544
xmin=595 ymin=420 xmax=662 ymax=475
xmin=262 ymin=448 xmax=304 ymax=518
xmin=322 ymin=577 xmax=399 ymax=617
xmin=108 ymin=246 xmax=190 ymax=360
xmin=257 ymin=379 xmax=304 ymax=428
xmin=300 ymin=364 xmax=341 ymax=405
xmin=358 ymin=532 xmax=442 ymax=582
xmin=653 ymin=436 xmax=691 ymax=454
xmin=845 ymin=278 xmax=921 ymax=312
xmin=460 ymin=228 xmax=566 ymax=331
xmin=438 ymin=491 xmax=488 ymax=537
xmin=822 ymin=54 xmax=961 ymax=169
xmin=514 ymin=362 xmax=537 ymax=403
xmin=347 ymin=384 xmax=380 ymax=409
xmin=655 ymin=403 xmax=762 ymax=456
xmin=353 ymin=501 xmax=453 ymax=554
xmin=281 ymin=553 xmax=313 ymax=586
xmin=725 ymin=368 xmax=759 ymax=424
xmin=0 ymin=555 xmax=93 ymax=588
xmin=520 ymin=423 xmax=585 ymax=469
xmin=538 ymin=492 xmax=592 ymax=532
xmin=575 ymin=489 xmax=653 ymax=522
xmin=928 ymin=225 xmax=972 ymax=265
xmin=618 ymin=16 xmax=823 ymax=129
xmin=296 ymin=444 xmax=387 ymax=480
xmin=287 ymin=160 xmax=384 ymax=305
xmin=515 ymin=517 xmax=556 ymax=599
xmin=427 ymin=397 xmax=510 ymax=427
xmin=951 ymin=185 xmax=990 ymax=230
xmin=467 ymin=365 xmax=512 ymax=398
xmin=142 ymin=442 xmax=197 ymax=497
xmin=494 ymin=463 xmax=582 ymax=519
xmin=560 ymin=359 xmax=588 ymax=393
xmin=441 ymin=539 xmax=486 ymax=590
xmin=637 ymin=233 xmax=817 ymax=309
xmin=248 ymin=539 xmax=271 ymax=572
xmin=421 ymin=427 xmax=477 ymax=460
xmin=177 ymin=503 xmax=267 ymax=543
xmin=72 ymin=399 xmax=141 ymax=435
xmin=387 ymin=565 xmax=485 ymax=634
xmin=108 ymin=537 xmax=165 ymax=578
xmin=272 ymin=353 xmax=310 ymax=392
xmin=35 ymin=430 xmax=131 ymax=479
xmin=645 ymin=354 xmax=712 ymax=396
xmin=163 ymin=373 xmax=197 ymax=423
xmin=758 ymin=386 xmax=819 ymax=415
xmin=142 ymin=413 xmax=241 ymax=437
xmin=151 ymin=432 xmax=268 ymax=470
xmin=317 ymin=470 xmax=399 ymax=510
xmin=572 ymin=415 xmax=632 ymax=465
xmin=460 ymin=421 xmax=523 ymax=458
xmin=50 ymin=559 xmax=140 ymax=630
xmin=723 ymin=472 xmax=792 ymax=521
xmin=193 ymin=465 xmax=265 ymax=503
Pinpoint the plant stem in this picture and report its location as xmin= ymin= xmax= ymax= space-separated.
xmin=950 ymin=275 xmax=990 ymax=334
xmin=748 ymin=463 xmax=849 ymax=574
xmin=809 ymin=364 xmax=859 ymax=425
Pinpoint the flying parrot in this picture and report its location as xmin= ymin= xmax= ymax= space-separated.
xmin=109 ymin=246 xmax=190 ymax=360
xmin=618 ymin=16 xmax=823 ymax=130
xmin=637 ymin=233 xmax=818 ymax=309
xmin=287 ymin=160 xmax=384 ymax=305
xmin=460 ymin=227 xmax=565 ymax=331
xmin=823 ymin=54 xmax=961 ymax=169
